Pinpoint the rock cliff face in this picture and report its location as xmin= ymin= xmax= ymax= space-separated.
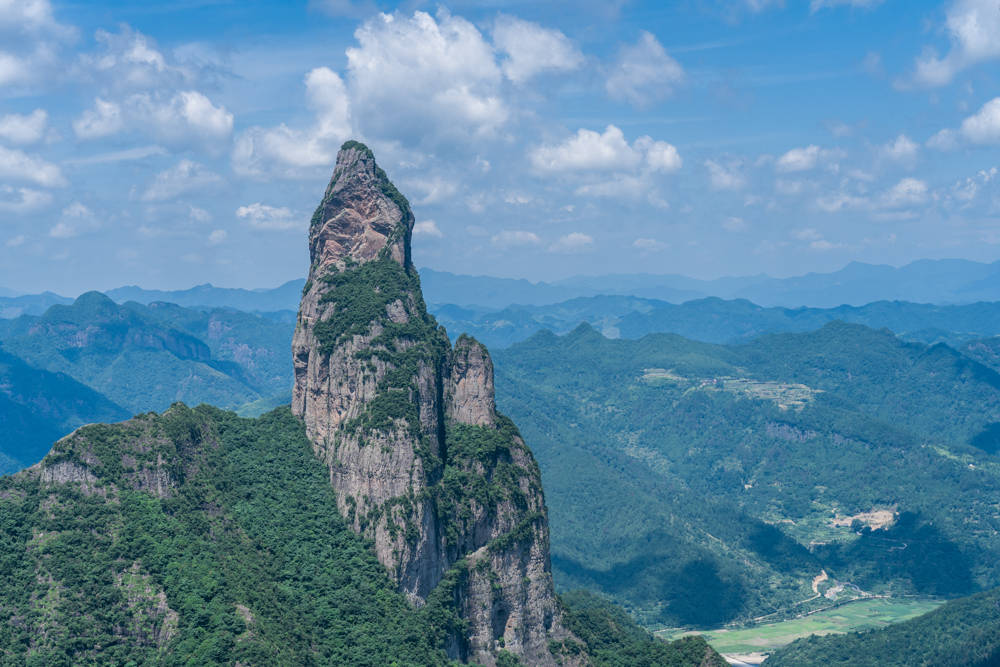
xmin=292 ymin=141 xmax=578 ymax=665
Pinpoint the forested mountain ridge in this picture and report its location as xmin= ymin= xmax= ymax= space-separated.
xmin=0 ymin=405 xmax=457 ymax=665
xmin=0 ymin=292 xmax=292 ymax=416
xmin=493 ymin=322 xmax=1000 ymax=626
xmin=0 ymin=404 xmax=721 ymax=665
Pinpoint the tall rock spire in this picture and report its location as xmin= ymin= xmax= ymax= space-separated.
xmin=291 ymin=141 xmax=580 ymax=665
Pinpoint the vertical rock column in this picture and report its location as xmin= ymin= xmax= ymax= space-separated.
xmin=292 ymin=141 xmax=582 ymax=666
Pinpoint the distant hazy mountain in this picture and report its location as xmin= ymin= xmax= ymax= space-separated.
xmin=4 ymin=257 xmax=1000 ymax=319
xmin=0 ymin=291 xmax=73 ymax=318
xmin=430 ymin=295 xmax=665 ymax=347
xmin=432 ymin=295 xmax=1000 ymax=349
xmin=424 ymin=258 xmax=1000 ymax=310
xmin=419 ymin=268 xmax=703 ymax=308
xmin=732 ymin=259 xmax=1000 ymax=307
xmin=106 ymin=279 xmax=306 ymax=312
xmin=0 ymin=345 xmax=128 ymax=474
xmin=128 ymin=300 xmax=293 ymax=399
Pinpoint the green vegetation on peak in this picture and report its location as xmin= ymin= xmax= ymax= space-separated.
xmin=375 ymin=162 xmax=413 ymax=222
xmin=313 ymin=255 xmax=434 ymax=354
xmin=340 ymin=139 xmax=373 ymax=156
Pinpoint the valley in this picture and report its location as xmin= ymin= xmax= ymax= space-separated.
xmin=662 ymin=597 xmax=944 ymax=660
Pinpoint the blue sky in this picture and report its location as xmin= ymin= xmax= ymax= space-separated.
xmin=1 ymin=0 xmax=999 ymax=294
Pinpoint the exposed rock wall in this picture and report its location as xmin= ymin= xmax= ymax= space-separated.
xmin=446 ymin=335 xmax=497 ymax=427
xmin=291 ymin=141 xmax=579 ymax=665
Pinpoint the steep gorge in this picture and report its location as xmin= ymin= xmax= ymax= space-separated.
xmin=291 ymin=141 xmax=577 ymax=665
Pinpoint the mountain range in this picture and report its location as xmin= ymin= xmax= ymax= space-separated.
xmin=430 ymin=295 xmax=1000 ymax=349
xmin=7 ymin=256 xmax=1000 ymax=318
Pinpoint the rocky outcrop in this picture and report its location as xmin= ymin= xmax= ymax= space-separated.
xmin=39 ymin=461 xmax=99 ymax=493
xmin=292 ymin=141 xmax=579 ymax=665
xmin=446 ymin=335 xmax=497 ymax=427
xmin=115 ymin=561 xmax=180 ymax=647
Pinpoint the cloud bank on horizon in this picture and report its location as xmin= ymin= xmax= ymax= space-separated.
xmin=0 ymin=0 xmax=999 ymax=294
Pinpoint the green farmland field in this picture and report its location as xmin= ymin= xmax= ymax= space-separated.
xmin=660 ymin=597 xmax=944 ymax=656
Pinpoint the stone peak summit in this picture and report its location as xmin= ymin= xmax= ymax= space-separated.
xmin=308 ymin=140 xmax=413 ymax=274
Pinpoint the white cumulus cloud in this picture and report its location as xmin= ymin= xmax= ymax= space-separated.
xmin=493 ymin=15 xmax=582 ymax=84
xmin=776 ymin=144 xmax=843 ymax=173
xmin=73 ymin=98 xmax=123 ymax=139
xmin=233 ymin=67 xmax=352 ymax=178
xmin=413 ymin=220 xmax=443 ymax=237
xmin=530 ymin=125 xmax=680 ymax=174
xmin=141 ymin=160 xmax=221 ymax=202
xmin=881 ymin=177 xmax=929 ymax=208
xmin=549 ymin=232 xmax=594 ymax=253
xmin=705 ymin=159 xmax=746 ymax=190
xmin=959 ymin=97 xmax=1000 ymax=145
xmin=928 ymin=97 xmax=1000 ymax=150
xmin=81 ymin=25 xmax=192 ymax=91
xmin=74 ymin=91 xmax=232 ymax=144
xmin=0 ymin=145 xmax=66 ymax=187
xmin=907 ymin=0 xmax=1000 ymax=87
xmin=0 ymin=185 xmax=51 ymax=212
xmin=236 ymin=202 xmax=300 ymax=231
xmin=606 ymin=31 xmax=683 ymax=107
xmin=346 ymin=10 xmax=506 ymax=141
xmin=0 ymin=0 xmax=74 ymax=90
xmin=637 ymin=136 xmax=682 ymax=172
xmin=0 ymin=109 xmax=47 ymax=144
xmin=148 ymin=90 xmax=233 ymax=141
xmin=49 ymin=202 xmax=98 ymax=239
xmin=880 ymin=134 xmax=919 ymax=164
